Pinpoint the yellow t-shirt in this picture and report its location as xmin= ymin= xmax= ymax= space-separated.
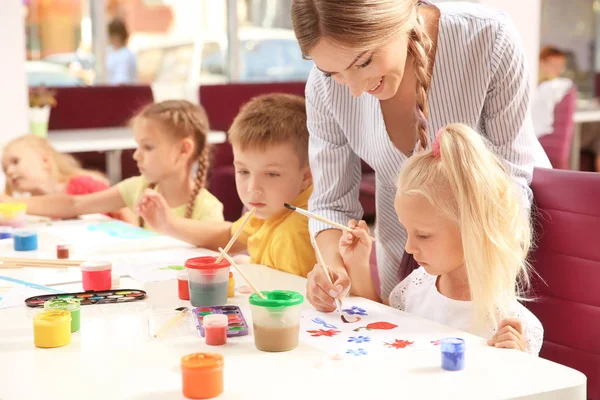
xmin=117 ymin=176 xmax=224 ymax=228
xmin=231 ymin=185 xmax=316 ymax=278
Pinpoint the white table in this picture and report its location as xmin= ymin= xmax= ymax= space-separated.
xmin=0 ymin=265 xmax=587 ymax=399
xmin=571 ymin=106 xmax=600 ymax=170
xmin=48 ymin=127 xmax=227 ymax=184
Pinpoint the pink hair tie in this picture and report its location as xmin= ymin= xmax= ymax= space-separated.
xmin=431 ymin=126 xmax=445 ymax=157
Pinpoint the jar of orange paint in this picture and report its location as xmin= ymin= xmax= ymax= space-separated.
xmin=181 ymin=353 xmax=224 ymax=399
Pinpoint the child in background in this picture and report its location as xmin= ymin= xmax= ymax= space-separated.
xmin=137 ymin=94 xmax=317 ymax=277
xmin=316 ymin=124 xmax=543 ymax=355
xmin=1 ymin=134 xmax=132 ymax=222
xmin=0 ymin=100 xmax=224 ymax=229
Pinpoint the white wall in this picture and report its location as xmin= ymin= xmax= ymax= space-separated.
xmin=434 ymin=0 xmax=541 ymax=89
xmin=0 ymin=0 xmax=28 ymax=190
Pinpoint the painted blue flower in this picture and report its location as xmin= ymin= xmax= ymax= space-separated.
xmin=346 ymin=348 xmax=368 ymax=356
xmin=342 ymin=306 xmax=368 ymax=316
xmin=347 ymin=335 xmax=371 ymax=344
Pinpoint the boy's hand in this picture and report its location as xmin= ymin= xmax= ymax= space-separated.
xmin=136 ymin=189 xmax=174 ymax=233
xmin=339 ymin=220 xmax=372 ymax=269
xmin=0 ymin=193 xmax=13 ymax=203
xmin=488 ymin=318 xmax=526 ymax=352
xmin=306 ymin=263 xmax=350 ymax=312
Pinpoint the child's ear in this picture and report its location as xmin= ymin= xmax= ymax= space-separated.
xmin=180 ymin=138 xmax=195 ymax=160
xmin=301 ymin=164 xmax=312 ymax=191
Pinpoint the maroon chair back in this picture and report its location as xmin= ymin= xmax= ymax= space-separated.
xmin=528 ymin=167 xmax=600 ymax=399
xmin=47 ymin=85 xmax=154 ymax=180
xmin=538 ymin=86 xmax=577 ymax=169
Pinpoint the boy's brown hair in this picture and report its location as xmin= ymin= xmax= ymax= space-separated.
xmin=228 ymin=94 xmax=309 ymax=165
xmin=539 ymin=45 xmax=567 ymax=60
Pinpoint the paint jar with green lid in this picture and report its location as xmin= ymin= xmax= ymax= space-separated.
xmin=249 ymin=290 xmax=304 ymax=352
xmin=44 ymin=298 xmax=81 ymax=333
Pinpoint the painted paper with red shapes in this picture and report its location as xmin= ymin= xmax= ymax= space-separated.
xmin=385 ymin=339 xmax=415 ymax=349
xmin=353 ymin=321 xmax=398 ymax=332
xmin=306 ymin=329 xmax=341 ymax=337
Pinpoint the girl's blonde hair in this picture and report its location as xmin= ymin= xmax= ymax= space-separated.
xmin=291 ymin=0 xmax=433 ymax=149
xmin=397 ymin=123 xmax=532 ymax=332
xmin=131 ymin=100 xmax=210 ymax=227
xmin=3 ymin=135 xmax=107 ymax=195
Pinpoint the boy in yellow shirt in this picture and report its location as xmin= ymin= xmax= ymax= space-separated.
xmin=137 ymin=94 xmax=316 ymax=277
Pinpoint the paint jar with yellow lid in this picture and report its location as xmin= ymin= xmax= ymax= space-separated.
xmin=33 ymin=309 xmax=72 ymax=348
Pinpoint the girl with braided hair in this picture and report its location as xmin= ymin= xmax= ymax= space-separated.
xmin=1 ymin=100 xmax=223 ymax=230
xmin=293 ymin=0 xmax=551 ymax=311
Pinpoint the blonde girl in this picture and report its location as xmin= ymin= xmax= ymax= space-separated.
xmin=295 ymin=0 xmax=551 ymax=308
xmin=1 ymin=135 xmax=131 ymax=221
xmin=333 ymin=124 xmax=543 ymax=355
xmin=1 ymin=100 xmax=224 ymax=229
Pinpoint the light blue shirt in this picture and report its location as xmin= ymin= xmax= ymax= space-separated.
xmin=106 ymin=46 xmax=137 ymax=84
xmin=305 ymin=2 xmax=551 ymax=298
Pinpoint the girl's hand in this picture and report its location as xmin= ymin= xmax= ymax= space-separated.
xmin=488 ymin=318 xmax=527 ymax=352
xmin=136 ymin=189 xmax=173 ymax=233
xmin=0 ymin=193 xmax=14 ymax=203
xmin=339 ymin=220 xmax=373 ymax=269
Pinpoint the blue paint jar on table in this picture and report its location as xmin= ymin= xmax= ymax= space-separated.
xmin=441 ymin=337 xmax=465 ymax=371
xmin=13 ymin=230 xmax=38 ymax=251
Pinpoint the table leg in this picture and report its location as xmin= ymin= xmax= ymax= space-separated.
xmin=571 ymin=123 xmax=581 ymax=170
xmin=106 ymin=150 xmax=123 ymax=184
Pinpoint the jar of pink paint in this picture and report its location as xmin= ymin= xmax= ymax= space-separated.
xmin=80 ymin=261 xmax=112 ymax=291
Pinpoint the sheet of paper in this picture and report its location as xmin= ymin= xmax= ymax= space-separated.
xmin=300 ymin=297 xmax=446 ymax=359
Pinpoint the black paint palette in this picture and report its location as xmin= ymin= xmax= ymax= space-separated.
xmin=25 ymin=289 xmax=147 ymax=307
xmin=193 ymin=305 xmax=249 ymax=337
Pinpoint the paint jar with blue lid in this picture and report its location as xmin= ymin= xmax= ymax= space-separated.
xmin=441 ymin=337 xmax=465 ymax=371
xmin=13 ymin=230 xmax=38 ymax=251
xmin=0 ymin=227 xmax=12 ymax=240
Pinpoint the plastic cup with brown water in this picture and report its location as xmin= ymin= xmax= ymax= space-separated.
xmin=249 ymin=290 xmax=304 ymax=352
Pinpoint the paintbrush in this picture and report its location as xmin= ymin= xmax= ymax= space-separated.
xmin=154 ymin=307 xmax=188 ymax=338
xmin=284 ymin=203 xmax=376 ymax=241
xmin=217 ymin=248 xmax=266 ymax=299
xmin=309 ymin=231 xmax=343 ymax=315
xmin=215 ymin=207 xmax=255 ymax=263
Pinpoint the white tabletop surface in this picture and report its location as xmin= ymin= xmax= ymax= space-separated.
xmin=48 ymin=127 xmax=227 ymax=153
xmin=0 ymin=222 xmax=587 ymax=400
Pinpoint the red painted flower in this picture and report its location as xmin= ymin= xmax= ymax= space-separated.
xmin=385 ymin=339 xmax=414 ymax=349
xmin=307 ymin=329 xmax=340 ymax=337
xmin=353 ymin=321 xmax=398 ymax=332
xmin=431 ymin=340 xmax=441 ymax=346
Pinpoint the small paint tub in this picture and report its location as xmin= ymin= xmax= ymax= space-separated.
xmin=181 ymin=353 xmax=224 ymax=399
xmin=44 ymin=298 xmax=81 ymax=333
xmin=56 ymin=244 xmax=69 ymax=259
xmin=177 ymin=270 xmax=190 ymax=300
xmin=203 ymin=314 xmax=228 ymax=346
xmin=80 ymin=261 xmax=112 ymax=291
xmin=441 ymin=337 xmax=465 ymax=371
xmin=13 ymin=230 xmax=37 ymax=251
xmin=227 ymin=272 xmax=235 ymax=297
xmin=33 ymin=309 xmax=71 ymax=348
xmin=0 ymin=203 xmax=26 ymax=228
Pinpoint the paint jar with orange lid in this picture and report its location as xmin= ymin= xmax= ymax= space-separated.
xmin=33 ymin=309 xmax=71 ymax=348
xmin=181 ymin=353 xmax=224 ymax=399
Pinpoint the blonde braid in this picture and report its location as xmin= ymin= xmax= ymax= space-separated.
xmin=408 ymin=14 xmax=433 ymax=150
xmin=185 ymin=149 xmax=209 ymax=219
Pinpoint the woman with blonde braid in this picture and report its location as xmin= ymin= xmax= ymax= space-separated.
xmin=293 ymin=0 xmax=551 ymax=311
xmin=0 ymin=100 xmax=224 ymax=230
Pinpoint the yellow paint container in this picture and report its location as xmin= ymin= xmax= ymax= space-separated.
xmin=33 ymin=309 xmax=71 ymax=348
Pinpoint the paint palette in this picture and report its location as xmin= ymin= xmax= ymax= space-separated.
xmin=193 ymin=305 xmax=249 ymax=337
xmin=25 ymin=289 xmax=147 ymax=307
